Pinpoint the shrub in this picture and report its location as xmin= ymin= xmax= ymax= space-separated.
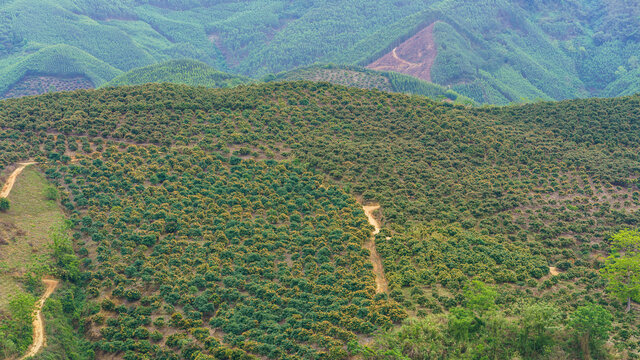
xmin=0 ymin=198 xmax=9 ymax=212
xmin=44 ymin=186 xmax=59 ymax=200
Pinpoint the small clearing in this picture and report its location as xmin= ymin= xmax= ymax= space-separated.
xmin=362 ymin=204 xmax=389 ymax=293
xmin=367 ymin=22 xmax=438 ymax=82
xmin=20 ymin=279 xmax=59 ymax=360
xmin=1 ymin=162 xmax=37 ymax=198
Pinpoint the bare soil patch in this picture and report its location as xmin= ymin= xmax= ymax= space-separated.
xmin=367 ymin=22 xmax=438 ymax=82
xmin=1 ymin=162 xmax=36 ymax=198
xmin=362 ymin=204 xmax=389 ymax=293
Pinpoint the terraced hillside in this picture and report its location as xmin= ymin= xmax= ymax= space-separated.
xmin=2 ymin=75 xmax=93 ymax=99
xmin=271 ymin=64 xmax=472 ymax=104
xmin=0 ymin=83 xmax=638 ymax=359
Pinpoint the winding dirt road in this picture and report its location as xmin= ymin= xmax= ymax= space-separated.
xmin=1 ymin=162 xmax=36 ymax=198
xmin=362 ymin=205 xmax=389 ymax=293
xmin=1 ymin=161 xmax=58 ymax=359
xmin=20 ymin=279 xmax=59 ymax=359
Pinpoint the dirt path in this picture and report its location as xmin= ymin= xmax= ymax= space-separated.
xmin=391 ymin=47 xmax=420 ymax=67
xmin=362 ymin=205 xmax=389 ymax=293
xmin=20 ymin=279 xmax=59 ymax=360
xmin=1 ymin=162 xmax=36 ymax=198
xmin=1 ymin=162 xmax=58 ymax=359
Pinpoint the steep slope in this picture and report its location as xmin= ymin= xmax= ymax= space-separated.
xmin=367 ymin=23 xmax=437 ymax=82
xmin=0 ymin=83 xmax=638 ymax=358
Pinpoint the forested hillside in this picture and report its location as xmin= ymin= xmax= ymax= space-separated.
xmin=103 ymin=60 xmax=253 ymax=89
xmin=0 ymin=82 xmax=639 ymax=359
xmin=1 ymin=0 xmax=639 ymax=103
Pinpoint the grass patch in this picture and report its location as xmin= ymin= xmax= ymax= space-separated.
xmin=0 ymin=166 xmax=65 ymax=311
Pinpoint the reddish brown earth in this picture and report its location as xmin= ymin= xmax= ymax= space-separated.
xmin=2 ymin=75 xmax=94 ymax=99
xmin=367 ymin=22 xmax=438 ymax=82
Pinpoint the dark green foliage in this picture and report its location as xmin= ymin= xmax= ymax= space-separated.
xmin=0 ymin=198 xmax=9 ymax=212
xmin=0 ymin=82 xmax=638 ymax=357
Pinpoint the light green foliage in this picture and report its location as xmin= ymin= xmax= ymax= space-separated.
xmin=0 ymin=44 xmax=122 ymax=94
xmin=569 ymin=304 xmax=613 ymax=359
xmin=0 ymin=292 xmax=36 ymax=358
xmin=602 ymin=229 xmax=640 ymax=311
xmin=103 ymin=59 xmax=252 ymax=88
xmin=365 ymin=298 xmax=599 ymax=359
xmin=28 ymin=286 xmax=95 ymax=360
xmin=464 ymin=280 xmax=497 ymax=313
xmin=519 ymin=303 xmax=559 ymax=357
xmin=50 ymin=225 xmax=80 ymax=282
xmin=44 ymin=185 xmax=59 ymax=201
xmin=0 ymin=0 xmax=639 ymax=102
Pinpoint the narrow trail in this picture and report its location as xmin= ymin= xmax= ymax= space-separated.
xmin=362 ymin=205 xmax=389 ymax=293
xmin=1 ymin=161 xmax=58 ymax=359
xmin=1 ymin=162 xmax=36 ymax=198
xmin=20 ymin=279 xmax=59 ymax=360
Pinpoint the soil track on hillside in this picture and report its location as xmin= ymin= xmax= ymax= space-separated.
xmin=1 ymin=162 xmax=36 ymax=198
xmin=367 ymin=22 xmax=437 ymax=82
xmin=20 ymin=279 xmax=59 ymax=359
xmin=362 ymin=205 xmax=389 ymax=293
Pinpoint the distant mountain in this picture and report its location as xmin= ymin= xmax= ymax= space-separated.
xmin=103 ymin=59 xmax=252 ymax=88
xmin=103 ymin=61 xmax=473 ymax=104
xmin=1 ymin=0 xmax=639 ymax=103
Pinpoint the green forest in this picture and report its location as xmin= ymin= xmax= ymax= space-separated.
xmin=0 ymin=0 xmax=639 ymax=103
xmin=0 ymin=82 xmax=639 ymax=359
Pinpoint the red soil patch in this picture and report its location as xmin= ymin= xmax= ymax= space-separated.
xmin=367 ymin=22 xmax=438 ymax=82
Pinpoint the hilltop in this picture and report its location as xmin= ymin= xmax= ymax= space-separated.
xmin=103 ymin=59 xmax=253 ymax=89
xmin=271 ymin=64 xmax=473 ymax=104
xmin=0 ymin=0 xmax=639 ymax=103
xmin=0 ymin=82 xmax=638 ymax=359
